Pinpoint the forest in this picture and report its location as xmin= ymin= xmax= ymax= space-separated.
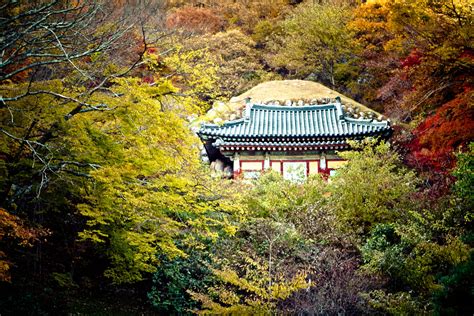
xmin=0 ymin=0 xmax=472 ymax=314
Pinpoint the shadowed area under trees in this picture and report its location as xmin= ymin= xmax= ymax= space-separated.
xmin=0 ymin=0 xmax=472 ymax=314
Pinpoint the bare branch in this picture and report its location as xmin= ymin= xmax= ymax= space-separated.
xmin=42 ymin=25 xmax=93 ymax=80
xmin=1 ymin=127 xmax=49 ymax=149
xmin=56 ymin=160 xmax=101 ymax=170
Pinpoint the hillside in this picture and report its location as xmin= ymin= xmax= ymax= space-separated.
xmin=203 ymin=80 xmax=379 ymax=124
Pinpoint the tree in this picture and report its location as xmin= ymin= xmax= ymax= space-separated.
xmin=347 ymin=0 xmax=474 ymax=203
xmin=348 ymin=0 xmax=473 ymax=120
xmin=1 ymin=0 xmax=165 ymax=205
xmin=360 ymin=221 xmax=471 ymax=314
xmin=406 ymin=90 xmax=474 ymax=173
xmin=189 ymin=257 xmax=308 ymax=315
xmin=269 ymin=2 xmax=356 ymax=89
xmin=347 ymin=1 xmax=399 ymax=107
xmin=359 ymin=142 xmax=474 ymax=315
xmin=178 ymin=173 xmax=312 ymax=314
xmin=330 ymin=140 xmax=417 ymax=236
xmin=0 ymin=4 xmax=171 ymax=312
xmin=148 ymin=250 xmax=215 ymax=314
xmin=188 ymin=219 xmax=308 ymax=315
xmin=185 ymin=29 xmax=279 ymax=98
xmin=0 ymin=0 xmax=160 ymax=89
xmin=452 ymin=143 xmax=474 ymax=214
xmin=0 ymin=2 xmax=228 ymax=310
xmin=0 ymin=208 xmax=46 ymax=283
xmin=165 ymin=6 xmax=225 ymax=34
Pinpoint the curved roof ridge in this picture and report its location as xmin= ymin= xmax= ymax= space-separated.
xmin=221 ymin=118 xmax=245 ymax=126
xmin=200 ymin=123 xmax=220 ymax=129
xmin=251 ymin=103 xmax=337 ymax=111
xmin=343 ymin=116 xmax=390 ymax=126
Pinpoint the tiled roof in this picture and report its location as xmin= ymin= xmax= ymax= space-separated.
xmin=198 ymin=103 xmax=391 ymax=140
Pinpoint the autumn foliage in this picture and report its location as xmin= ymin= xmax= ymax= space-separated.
xmin=166 ymin=6 xmax=224 ymax=34
xmin=0 ymin=208 xmax=46 ymax=282
xmin=407 ymin=89 xmax=474 ymax=172
xmin=1 ymin=0 xmax=473 ymax=314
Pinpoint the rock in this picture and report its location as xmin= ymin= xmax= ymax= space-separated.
xmin=223 ymin=166 xmax=232 ymax=178
xmin=214 ymin=159 xmax=225 ymax=172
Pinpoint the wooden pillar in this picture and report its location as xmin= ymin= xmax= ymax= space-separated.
xmin=320 ymin=155 xmax=326 ymax=171
xmin=233 ymin=153 xmax=240 ymax=177
xmin=264 ymin=153 xmax=270 ymax=170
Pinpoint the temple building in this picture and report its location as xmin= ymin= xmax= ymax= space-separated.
xmin=197 ymin=98 xmax=391 ymax=180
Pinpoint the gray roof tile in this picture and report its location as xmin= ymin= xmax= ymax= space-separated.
xmin=198 ymin=103 xmax=391 ymax=139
